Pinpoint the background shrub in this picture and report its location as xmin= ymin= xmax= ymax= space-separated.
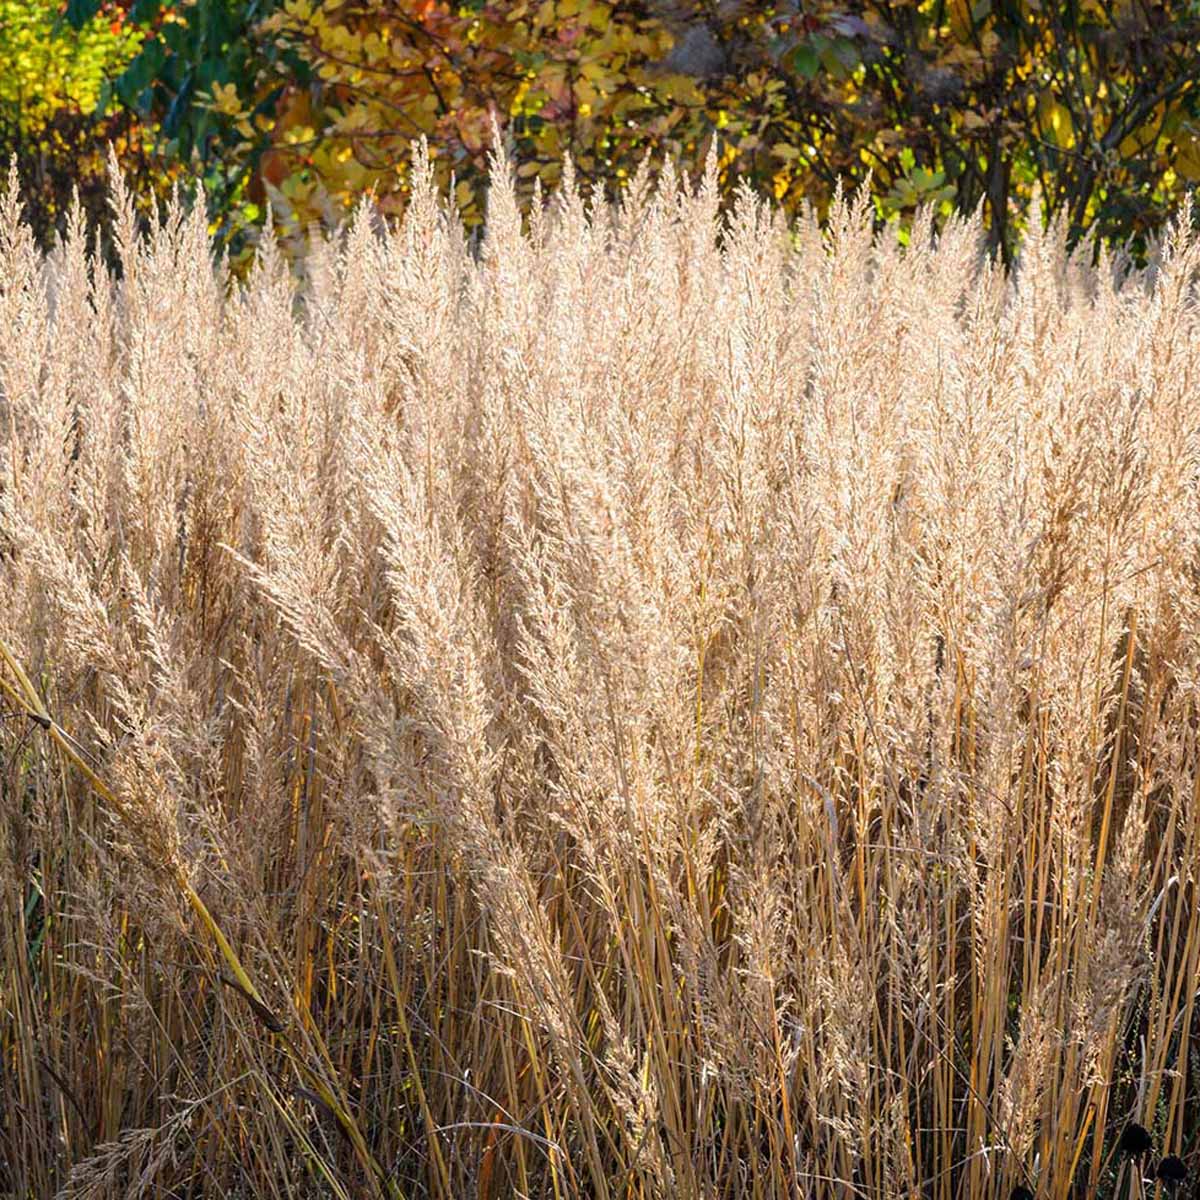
xmin=30 ymin=0 xmax=1200 ymax=263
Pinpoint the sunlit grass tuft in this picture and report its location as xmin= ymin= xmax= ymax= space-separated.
xmin=3 ymin=146 xmax=1200 ymax=1198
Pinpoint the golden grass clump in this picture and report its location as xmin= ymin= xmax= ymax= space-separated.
xmin=4 ymin=141 xmax=1200 ymax=1198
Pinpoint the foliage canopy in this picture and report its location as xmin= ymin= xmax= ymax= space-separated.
xmin=9 ymin=0 xmax=1200 ymax=260
xmin=0 ymin=0 xmax=164 ymax=237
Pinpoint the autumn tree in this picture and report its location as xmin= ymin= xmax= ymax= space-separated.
xmin=0 ymin=0 xmax=164 ymax=241
xmin=72 ymin=0 xmax=1200 ymax=261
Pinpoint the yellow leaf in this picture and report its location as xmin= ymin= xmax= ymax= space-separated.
xmin=583 ymin=2 xmax=609 ymax=31
xmin=208 ymin=82 xmax=242 ymax=116
xmin=1037 ymin=92 xmax=1074 ymax=150
xmin=1174 ymin=139 xmax=1200 ymax=181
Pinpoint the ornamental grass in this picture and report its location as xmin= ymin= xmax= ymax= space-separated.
xmin=3 ymin=142 xmax=1200 ymax=1198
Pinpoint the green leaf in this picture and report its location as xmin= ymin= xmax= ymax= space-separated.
xmin=162 ymin=74 xmax=194 ymax=137
xmin=115 ymin=36 xmax=166 ymax=109
xmin=64 ymin=0 xmax=102 ymax=29
xmin=784 ymin=42 xmax=819 ymax=80
xmin=160 ymin=19 xmax=191 ymax=53
xmin=130 ymin=0 xmax=163 ymax=23
xmin=831 ymin=36 xmax=858 ymax=72
xmin=816 ymin=34 xmax=857 ymax=79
